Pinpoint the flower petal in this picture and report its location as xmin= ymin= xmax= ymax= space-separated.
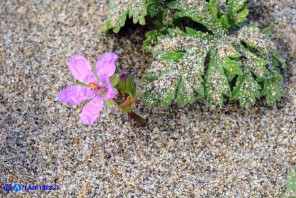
xmin=58 ymin=85 xmax=96 ymax=105
xmin=96 ymin=53 xmax=118 ymax=77
xmin=100 ymin=75 xmax=116 ymax=100
xmin=84 ymin=73 xmax=97 ymax=84
xmin=81 ymin=96 xmax=104 ymax=125
xmin=68 ymin=55 xmax=93 ymax=83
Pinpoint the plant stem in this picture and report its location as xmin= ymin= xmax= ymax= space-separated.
xmin=113 ymin=98 xmax=121 ymax=105
xmin=127 ymin=112 xmax=148 ymax=126
xmin=112 ymin=98 xmax=148 ymax=126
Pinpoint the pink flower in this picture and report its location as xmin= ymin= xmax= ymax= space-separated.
xmin=58 ymin=53 xmax=118 ymax=125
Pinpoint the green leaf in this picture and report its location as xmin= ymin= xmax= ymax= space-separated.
xmin=224 ymin=69 xmax=237 ymax=82
xmin=143 ymin=66 xmax=180 ymax=107
xmin=143 ymin=72 xmax=158 ymax=82
xmin=110 ymin=75 xmax=120 ymax=87
xmin=102 ymin=0 xmax=286 ymax=109
xmin=157 ymin=51 xmax=185 ymax=61
xmin=143 ymin=29 xmax=169 ymax=50
xmin=205 ymin=49 xmax=231 ymax=108
xmin=227 ymin=0 xmax=248 ymax=27
xmin=229 ymin=51 xmax=242 ymax=59
xmin=272 ymin=52 xmax=287 ymax=69
xmin=220 ymin=15 xmax=230 ymax=29
xmin=261 ymin=70 xmax=283 ymax=105
xmin=147 ymin=0 xmax=166 ymax=17
xmin=243 ymin=51 xmax=270 ymax=80
xmin=228 ymin=0 xmax=247 ymax=14
xmin=143 ymin=24 xmax=285 ymax=108
xmin=185 ymin=27 xmax=203 ymax=37
xmin=235 ymin=9 xmax=249 ymax=24
xmin=143 ymin=55 xmax=205 ymax=107
xmin=176 ymin=77 xmax=196 ymax=106
xmin=185 ymin=27 xmax=212 ymax=39
xmin=116 ymin=77 xmax=137 ymax=96
xmin=143 ymin=88 xmax=159 ymax=107
xmin=168 ymin=0 xmax=223 ymax=34
xmin=221 ymin=56 xmax=243 ymax=76
xmin=143 ymin=28 xmax=209 ymax=107
xmin=102 ymin=0 xmax=147 ymax=33
xmin=262 ymin=27 xmax=271 ymax=37
xmin=160 ymin=77 xmax=179 ymax=107
xmin=238 ymin=26 xmax=276 ymax=54
xmin=232 ymin=74 xmax=261 ymax=108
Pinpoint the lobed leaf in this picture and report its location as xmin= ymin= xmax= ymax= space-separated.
xmin=102 ymin=0 xmax=148 ymax=33
xmin=226 ymin=0 xmax=249 ymax=27
xmin=142 ymin=24 xmax=285 ymax=108
xmin=168 ymin=0 xmax=225 ymax=34
xmin=232 ymin=74 xmax=261 ymax=108
xmin=147 ymin=0 xmax=166 ymax=17
xmin=143 ymin=29 xmax=209 ymax=107
xmin=205 ymin=49 xmax=232 ymax=108
xmin=103 ymin=0 xmax=286 ymax=109
xmin=261 ymin=70 xmax=283 ymax=105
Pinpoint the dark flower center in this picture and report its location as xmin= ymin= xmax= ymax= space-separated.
xmin=118 ymin=71 xmax=128 ymax=81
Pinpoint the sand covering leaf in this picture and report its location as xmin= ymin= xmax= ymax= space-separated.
xmin=103 ymin=0 xmax=286 ymax=108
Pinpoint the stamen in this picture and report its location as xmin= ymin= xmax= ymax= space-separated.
xmin=89 ymin=82 xmax=99 ymax=90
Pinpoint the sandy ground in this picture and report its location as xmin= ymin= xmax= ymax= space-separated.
xmin=0 ymin=0 xmax=295 ymax=197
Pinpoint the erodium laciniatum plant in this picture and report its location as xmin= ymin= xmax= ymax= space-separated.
xmin=60 ymin=0 xmax=287 ymax=126
xmin=102 ymin=0 xmax=286 ymax=109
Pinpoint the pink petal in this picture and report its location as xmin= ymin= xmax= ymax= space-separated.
xmin=100 ymin=75 xmax=115 ymax=100
xmin=96 ymin=53 xmax=118 ymax=77
xmin=68 ymin=55 xmax=93 ymax=83
xmin=58 ymin=85 xmax=96 ymax=105
xmin=81 ymin=96 xmax=104 ymax=125
xmin=84 ymin=73 xmax=97 ymax=84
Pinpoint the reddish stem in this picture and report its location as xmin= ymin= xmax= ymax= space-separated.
xmin=124 ymin=93 xmax=129 ymax=100
xmin=127 ymin=112 xmax=148 ymax=126
xmin=112 ymin=98 xmax=148 ymax=126
xmin=113 ymin=98 xmax=121 ymax=105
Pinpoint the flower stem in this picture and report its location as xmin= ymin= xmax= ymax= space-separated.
xmin=113 ymin=98 xmax=121 ymax=105
xmin=112 ymin=98 xmax=148 ymax=126
xmin=127 ymin=112 xmax=148 ymax=126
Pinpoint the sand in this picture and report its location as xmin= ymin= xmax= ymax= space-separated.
xmin=0 ymin=0 xmax=295 ymax=197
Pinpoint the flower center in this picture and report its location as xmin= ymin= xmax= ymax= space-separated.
xmin=89 ymin=82 xmax=99 ymax=90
